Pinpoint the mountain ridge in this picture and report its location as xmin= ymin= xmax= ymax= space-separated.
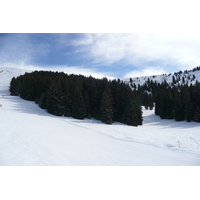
xmin=125 ymin=66 xmax=200 ymax=89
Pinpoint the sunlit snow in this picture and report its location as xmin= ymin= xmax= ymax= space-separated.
xmin=0 ymin=67 xmax=200 ymax=165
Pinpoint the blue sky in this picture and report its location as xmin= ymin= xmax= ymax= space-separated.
xmin=1 ymin=33 xmax=200 ymax=79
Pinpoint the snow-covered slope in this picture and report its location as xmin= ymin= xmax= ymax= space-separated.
xmin=0 ymin=67 xmax=200 ymax=165
xmin=0 ymin=67 xmax=31 ymax=87
xmin=125 ymin=67 xmax=200 ymax=88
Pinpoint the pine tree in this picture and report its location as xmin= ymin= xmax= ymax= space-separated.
xmin=110 ymin=79 xmax=124 ymax=122
xmin=194 ymin=106 xmax=200 ymax=122
xmin=84 ymin=91 xmax=92 ymax=118
xmin=184 ymin=87 xmax=193 ymax=122
xmin=122 ymin=93 xmax=142 ymax=126
xmin=38 ymin=92 xmax=47 ymax=109
xmin=185 ymin=102 xmax=194 ymax=122
xmin=159 ymin=93 xmax=166 ymax=119
xmin=9 ymin=77 xmax=20 ymax=95
xmin=154 ymin=92 xmax=160 ymax=116
xmin=100 ymin=88 xmax=114 ymax=124
xmin=134 ymin=95 xmax=143 ymax=125
xmin=71 ymin=87 xmax=86 ymax=120
xmin=63 ymin=89 xmax=72 ymax=117
xmin=9 ymin=70 xmax=143 ymax=126
xmin=174 ymin=91 xmax=185 ymax=121
xmin=165 ymin=89 xmax=174 ymax=119
xmin=172 ymin=75 xmax=176 ymax=85
xmin=46 ymin=80 xmax=65 ymax=116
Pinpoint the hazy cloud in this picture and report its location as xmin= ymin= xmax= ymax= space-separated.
xmin=0 ymin=34 xmax=50 ymax=65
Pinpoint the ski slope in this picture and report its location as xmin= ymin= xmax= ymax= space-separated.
xmin=0 ymin=67 xmax=200 ymax=165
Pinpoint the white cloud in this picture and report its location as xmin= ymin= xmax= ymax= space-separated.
xmin=2 ymin=33 xmax=200 ymax=79
xmin=71 ymin=34 xmax=95 ymax=46
xmin=124 ymin=66 xmax=167 ymax=78
xmin=71 ymin=33 xmax=200 ymax=71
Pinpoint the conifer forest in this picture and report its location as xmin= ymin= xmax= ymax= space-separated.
xmin=130 ymin=67 xmax=200 ymax=123
xmin=9 ymin=66 xmax=200 ymax=126
xmin=9 ymin=71 xmax=143 ymax=126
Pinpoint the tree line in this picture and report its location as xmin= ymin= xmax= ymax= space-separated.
xmin=9 ymin=71 xmax=143 ymax=126
xmin=154 ymin=82 xmax=200 ymax=122
xmin=130 ymin=75 xmax=200 ymax=123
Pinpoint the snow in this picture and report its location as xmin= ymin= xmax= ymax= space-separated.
xmin=0 ymin=67 xmax=200 ymax=165
xmin=125 ymin=68 xmax=200 ymax=88
xmin=0 ymin=67 xmax=31 ymax=87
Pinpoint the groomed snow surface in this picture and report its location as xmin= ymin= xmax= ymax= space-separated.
xmin=0 ymin=84 xmax=200 ymax=166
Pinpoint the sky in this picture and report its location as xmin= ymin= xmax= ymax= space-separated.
xmin=1 ymin=0 xmax=200 ymax=80
xmin=1 ymin=33 xmax=200 ymax=79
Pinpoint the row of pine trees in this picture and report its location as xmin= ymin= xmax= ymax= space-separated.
xmin=154 ymin=83 xmax=200 ymax=122
xmin=9 ymin=71 xmax=143 ymax=126
xmin=131 ymin=76 xmax=200 ymax=123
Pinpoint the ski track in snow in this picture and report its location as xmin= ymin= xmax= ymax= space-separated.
xmin=0 ymin=67 xmax=200 ymax=165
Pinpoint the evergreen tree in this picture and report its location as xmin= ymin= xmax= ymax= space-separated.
xmin=110 ymin=79 xmax=124 ymax=122
xmin=9 ymin=70 xmax=143 ymax=126
xmin=46 ymin=80 xmax=65 ymax=116
xmin=9 ymin=77 xmax=20 ymax=95
xmin=84 ymin=91 xmax=92 ymax=118
xmin=184 ymin=87 xmax=193 ymax=122
xmin=172 ymin=75 xmax=176 ymax=85
xmin=154 ymin=92 xmax=160 ymax=116
xmin=100 ymin=88 xmax=114 ymax=124
xmin=159 ymin=93 xmax=166 ymax=119
xmin=63 ymin=89 xmax=72 ymax=117
xmin=71 ymin=87 xmax=86 ymax=120
xmin=185 ymin=102 xmax=194 ymax=122
xmin=38 ymin=92 xmax=47 ymax=109
xmin=165 ymin=89 xmax=174 ymax=119
xmin=174 ymin=91 xmax=185 ymax=121
xmin=194 ymin=106 xmax=200 ymax=122
xmin=122 ymin=93 xmax=142 ymax=126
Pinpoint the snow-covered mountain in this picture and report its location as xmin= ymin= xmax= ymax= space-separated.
xmin=125 ymin=66 xmax=200 ymax=88
xmin=0 ymin=66 xmax=200 ymax=165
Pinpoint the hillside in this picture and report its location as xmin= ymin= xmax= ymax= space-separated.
xmin=0 ymin=67 xmax=31 ymax=87
xmin=125 ymin=67 xmax=200 ymax=123
xmin=125 ymin=66 xmax=200 ymax=88
xmin=0 ymin=67 xmax=200 ymax=165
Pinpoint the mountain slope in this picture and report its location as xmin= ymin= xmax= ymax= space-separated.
xmin=0 ymin=67 xmax=31 ymax=87
xmin=125 ymin=66 xmax=200 ymax=88
xmin=0 ymin=67 xmax=200 ymax=165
